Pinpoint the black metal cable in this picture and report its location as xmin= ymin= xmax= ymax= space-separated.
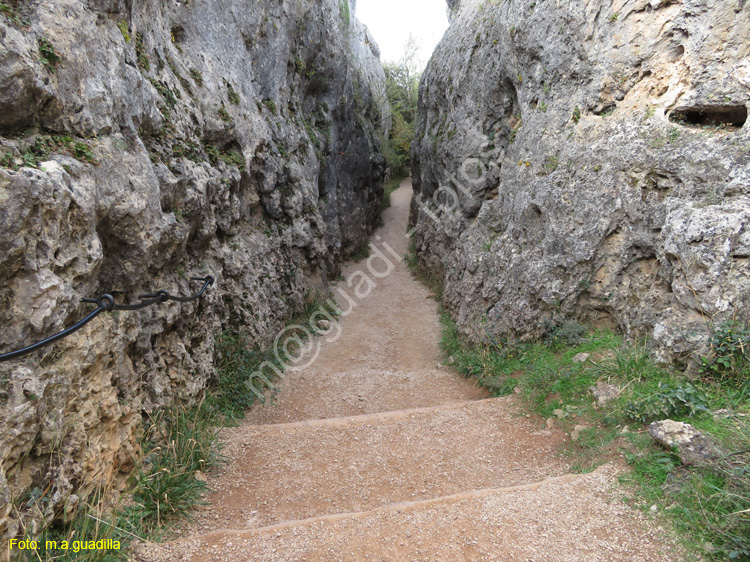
xmin=0 ymin=276 xmax=214 ymax=363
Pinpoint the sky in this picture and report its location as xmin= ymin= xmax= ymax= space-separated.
xmin=355 ymin=0 xmax=449 ymax=70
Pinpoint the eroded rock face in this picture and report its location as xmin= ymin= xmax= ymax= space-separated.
xmin=411 ymin=0 xmax=750 ymax=363
xmin=0 ymin=0 xmax=386 ymax=541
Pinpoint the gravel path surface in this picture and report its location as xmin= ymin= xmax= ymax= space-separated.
xmin=135 ymin=179 xmax=683 ymax=561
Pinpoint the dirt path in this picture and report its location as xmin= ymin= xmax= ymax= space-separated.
xmin=137 ymin=179 xmax=680 ymax=561
xmin=242 ymin=180 xmax=486 ymax=425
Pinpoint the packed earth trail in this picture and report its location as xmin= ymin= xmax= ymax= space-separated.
xmin=137 ymin=179 xmax=681 ymax=562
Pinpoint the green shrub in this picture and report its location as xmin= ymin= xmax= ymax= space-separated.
xmin=700 ymin=321 xmax=750 ymax=383
xmin=148 ymin=78 xmax=178 ymax=108
xmin=205 ymin=146 xmax=245 ymax=171
xmin=382 ymin=52 xmax=420 ymax=177
xmin=623 ymin=381 xmax=710 ymax=423
xmin=542 ymin=320 xmax=588 ymax=348
xmin=0 ymin=151 xmax=14 ymax=168
xmin=1 ymin=135 xmax=96 ymax=171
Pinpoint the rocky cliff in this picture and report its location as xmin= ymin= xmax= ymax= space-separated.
xmin=412 ymin=0 xmax=749 ymax=363
xmin=0 ymin=0 xmax=386 ymax=540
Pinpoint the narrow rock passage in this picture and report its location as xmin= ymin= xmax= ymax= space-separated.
xmin=138 ymin=179 xmax=681 ymax=562
xmin=243 ymin=179 xmax=487 ymax=425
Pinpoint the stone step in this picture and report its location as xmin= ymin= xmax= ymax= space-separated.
xmin=183 ymin=397 xmax=569 ymax=534
xmin=242 ymin=367 xmax=488 ymax=425
xmin=137 ymin=465 xmax=675 ymax=562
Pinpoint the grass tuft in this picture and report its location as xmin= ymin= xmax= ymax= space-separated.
xmin=14 ymin=289 xmax=338 ymax=560
xmin=435 ymin=308 xmax=750 ymax=560
xmin=18 ymin=403 xmax=223 ymax=561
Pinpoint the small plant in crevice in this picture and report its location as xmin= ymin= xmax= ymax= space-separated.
xmin=206 ymin=145 xmax=245 ymax=171
xmin=650 ymin=132 xmax=666 ymax=148
xmin=302 ymin=116 xmax=321 ymax=149
xmin=1 ymin=1 xmax=30 ymax=27
xmin=73 ymin=142 xmax=96 ymax=163
xmin=0 ymin=150 xmax=14 ymax=169
xmin=508 ymin=114 xmax=523 ymax=143
xmin=262 ymin=99 xmax=278 ymax=115
xmin=148 ymin=78 xmax=178 ymax=108
xmin=227 ymin=83 xmax=240 ymax=105
xmin=542 ymin=154 xmax=558 ymax=174
xmin=135 ymin=32 xmax=150 ymax=72
xmin=117 ymin=19 xmax=130 ymax=42
xmin=0 ymin=135 xmax=97 ymax=170
xmin=294 ymin=55 xmax=306 ymax=75
xmin=38 ymin=38 xmax=60 ymax=72
xmin=220 ymin=148 xmax=245 ymax=170
xmin=217 ymin=105 xmax=232 ymax=124
xmin=189 ymin=68 xmax=203 ymax=87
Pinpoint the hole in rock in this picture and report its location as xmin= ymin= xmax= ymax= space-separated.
xmin=171 ymin=26 xmax=186 ymax=44
xmin=669 ymin=105 xmax=747 ymax=130
xmin=670 ymin=44 xmax=685 ymax=62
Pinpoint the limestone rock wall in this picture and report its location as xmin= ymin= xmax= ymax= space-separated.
xmin=411 ymin=0 xmax=749 ymax=364
xmin=0 ymin=0 xmax=386 ymax=540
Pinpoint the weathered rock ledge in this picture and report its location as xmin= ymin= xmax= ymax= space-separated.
xmin=0 ymin=0 xmax=386 ymax=541
xmin=412 ymin=0 xmax=749 ymax=364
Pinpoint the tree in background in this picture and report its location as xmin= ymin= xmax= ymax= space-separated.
xmin=382 ymin=36 xmax=421 ymax=179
